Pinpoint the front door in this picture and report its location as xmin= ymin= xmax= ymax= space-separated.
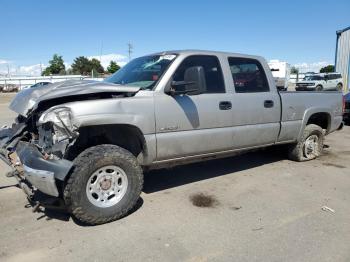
xmin=154 ymin=55 xmax=234 ymax=161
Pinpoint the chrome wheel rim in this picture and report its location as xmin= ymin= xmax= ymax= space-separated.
xmin=303 ymin=135 xmax=319 ymax=159
xmin=86 ymin=165 xmax=128 ymax=208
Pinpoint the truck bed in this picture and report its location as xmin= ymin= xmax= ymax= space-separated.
xmin=277 ymin=91 xmax=343 ymax=142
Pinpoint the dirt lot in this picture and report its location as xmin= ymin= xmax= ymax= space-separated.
xmin=0 ymin=93 xmax=349 ymax=262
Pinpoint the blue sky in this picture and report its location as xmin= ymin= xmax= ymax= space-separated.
xmin=0 ymin=0 xmax=349 ymax=75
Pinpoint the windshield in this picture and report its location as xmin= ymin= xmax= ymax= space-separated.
xmin=304 ymin=75 xmax=323 ymax=81
xmin=104 ymin=54 xmax=176 ymax=90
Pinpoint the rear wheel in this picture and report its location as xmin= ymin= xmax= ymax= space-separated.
xmin=315 ymin=85 xmax=323 ymax=91
xmin=288 ymin=124 xmax=324 ymax=162
xmin=64 ymin=144 xmax=143 ymax=225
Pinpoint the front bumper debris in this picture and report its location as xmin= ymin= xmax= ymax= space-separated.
xmin=15 ymin=141 xmax=73 ymax=197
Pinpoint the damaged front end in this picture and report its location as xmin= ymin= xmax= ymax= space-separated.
xmin=0 ymin=106 xmax=78 ymax=198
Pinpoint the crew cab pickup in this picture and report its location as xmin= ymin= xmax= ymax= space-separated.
xmin=0 ymin=50 xmax=344 ymax=225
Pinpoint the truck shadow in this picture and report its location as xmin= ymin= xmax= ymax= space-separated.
xmin=28 ymin=197 xmax=144 ymax=226
xmin=143 ymin=146 xmax=287 ymax=194
xmin=27 ymin=146 xmax=286 ymax=225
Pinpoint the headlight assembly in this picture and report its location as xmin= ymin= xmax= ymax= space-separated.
xmin=38 ymin=107 xmax=75 ymax=131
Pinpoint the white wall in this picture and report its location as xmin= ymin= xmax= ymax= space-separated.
xmin=0 ymin=75 xmax=104 ymax=90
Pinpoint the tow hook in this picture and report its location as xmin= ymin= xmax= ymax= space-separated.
xmin=8 ymin=165 xmax=66 ymax=213
xmin=9 ymin=169 xmax=34 ymax=198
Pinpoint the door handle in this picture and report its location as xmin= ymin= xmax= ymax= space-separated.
xmin=219 ymin=101 xmax=232 ymax=110
xmin=264 ymin=100 xmax=274 ymax=108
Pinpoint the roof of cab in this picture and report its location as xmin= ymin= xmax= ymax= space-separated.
xmin=150 ymin=49 xmax=265 ymax=61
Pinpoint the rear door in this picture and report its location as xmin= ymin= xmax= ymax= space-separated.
xmin=154 ymin=55 xmax=234 ymax=160
xmin=226 ymin=57 xmax=281 ymax=148
xmin=325 ymin=74 xmax=335 ymax=89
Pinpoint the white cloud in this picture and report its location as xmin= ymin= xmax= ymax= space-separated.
xmin=0 ymin=53 xmax=127 ymax=77
xmin=0 ymin=59 xmax=11 ymax=65
xmin=0 ymin=63 xmax=46 ymax=76
xmin=87 ymin=53 xmax=127 ymax=69
xmin=18 ymin=64 xmax=46 ymax=76
xmin=293 ymin=61 xmax=332 ymax=73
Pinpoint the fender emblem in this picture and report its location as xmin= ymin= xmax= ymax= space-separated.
xmin=160 ymin=126 xmax=179 ymax=131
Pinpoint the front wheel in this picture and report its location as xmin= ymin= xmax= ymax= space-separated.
xmin=288 ymin=124 xmax=324 ymax=162
xmin=64 ymin=144 xmax=143 ymax=225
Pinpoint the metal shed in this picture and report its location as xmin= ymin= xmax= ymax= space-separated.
xmin=335 ymin=26 xmax=350 ymax=92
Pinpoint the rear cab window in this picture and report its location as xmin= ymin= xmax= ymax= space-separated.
xmin=228 ymin=57 xmax=269 ymax=93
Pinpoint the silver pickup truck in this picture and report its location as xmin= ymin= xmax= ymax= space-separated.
xmin=0 ymin=50 xmax=344 ymax=225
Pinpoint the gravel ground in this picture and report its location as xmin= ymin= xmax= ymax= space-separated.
xmin=0 ymin=93 xmax=349 ymax=262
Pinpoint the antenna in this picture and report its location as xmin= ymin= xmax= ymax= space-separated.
xmin=127 ymin=42 xmax=133 ymax=61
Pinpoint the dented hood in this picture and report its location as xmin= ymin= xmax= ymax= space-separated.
xmin=9 ymin=80 xmax=140 ymax=116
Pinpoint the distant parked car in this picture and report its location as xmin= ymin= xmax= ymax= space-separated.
xmin=2 ymin=84 xmax=18 ymax=92
xmin=296 ymin=73 xmax=343 ymax=91
xmin=343 ymin=93 xmax=350 ymax=125
xmin=20 ymin=81 xmax=51 ymax=91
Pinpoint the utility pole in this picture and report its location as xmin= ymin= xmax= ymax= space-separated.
xmin=6 ymin=63 xmax=10 ymax=77
xmin=100 ymin=41 xmax=103 ymax=62
xmin=40 ymin=62 xmax=43 ymax=75
xmin=127 ymin=42 xmax=133 ymax=61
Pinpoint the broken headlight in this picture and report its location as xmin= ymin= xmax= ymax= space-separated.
xmin=37 ymin=107 xmax=78 ymax=156
xmin=38 ymin=107 xmax=75 ymax=131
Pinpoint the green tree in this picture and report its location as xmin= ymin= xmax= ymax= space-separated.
xmin=320 ymin=65 xmax=334 ymax=73
xmin=71 ymin=56 xmax=104 ymax=75
xmin=107 ymin=61 xmax=121 ymax=74
xmin=290 ymin=66 xmax=299 ymax=74
xmin=71 ymin=56 xmax=92 ymax=75
xmin=90 ymin=58 xmax=104 ymax=74
xmin=42 ymin=54 xmax=66 ymax=75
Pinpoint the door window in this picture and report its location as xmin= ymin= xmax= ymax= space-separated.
xmin=173 ymin=55 xmax=225 ymax=93
xmin=228 ymin=57 xmax=269 ymax=93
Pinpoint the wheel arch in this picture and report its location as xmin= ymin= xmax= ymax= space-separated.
xmin=65 ymin=124 xmax=151 ymax=164
xmin=297 ymin=109 xmax=332 ymax=141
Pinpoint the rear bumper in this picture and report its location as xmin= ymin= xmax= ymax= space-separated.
xmin=295 ymin=86 xmax=315 ymax=91
xmin=343 ymin=111 xmax=350 ymax=122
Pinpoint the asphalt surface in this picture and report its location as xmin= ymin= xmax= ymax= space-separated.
xmin=0 ymin=93 xmax=349 ymax=262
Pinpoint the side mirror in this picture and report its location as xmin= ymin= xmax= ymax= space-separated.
xmin=168 ymin=66 xmax=206 ymax=95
